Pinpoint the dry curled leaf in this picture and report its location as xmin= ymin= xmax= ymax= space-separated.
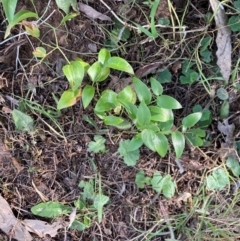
xmin=210 ymin=0 xmax=231 ymax=82
xmin=79 ymin=3 xmax=112 ymax=21
xmin=0 ymin=195 xmax=32 ymax=241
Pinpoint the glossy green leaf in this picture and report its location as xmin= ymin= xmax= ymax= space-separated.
xmin=150 ymin=77 xmax=163 ymax=95
xmin=133 ymin=77 xmax=152 ymax=104
xmin=149 ymin=106 xmax=171 ymax=122
xmin=128 ymin=134 xmax=143 ymax=151
xmin=12 ymin=109 xmax=34 ymax=132
xmin=157 ymin=95 xmax=182 ymax=109
xmin=182 ymin=112 xmax=202 ymax=130
xmin=2 ymin=0 xmax=17 ymax=23
xmin=206 ymin=168 xmax=229 ymax=191
xmin=57 ymin=89 xmax=81 ymax=109
xmin=114 ymin=119 xmax=132 ymax=130
xmin=106 ymin=57 xmax=134 ymax=75
xmin=226 ymin=157 xmax=240 ymax=177
xmin=82 ymin=85 xmax=95 ymax=109
xmin=98 ymin=48 xmax=111 ymax=65
xmin=31 ymin=201 xmax=72 ymax=218
xmin=94 ymin=90 xmax=118 ymax=113
xmin=185 ymin=128 xmax=205 ymax=146
xmin=117 ymin=99 xmax=137 ymax=120
xmin=118 ymin=86 xmax=136 ymax=104
xmin=154 ymin=133 xmax=169 ymax=157
xmin=136 ymin=101 xmax=151 ymax=127
xmin=63 ymin=61 xmax=84 ymax=90
xmin=87 ymin=62 xmax=110 ymax=82
xmin=141 ymin=129 xmax=156 ymax=152
xmin=171 ymin=131 xmax=185 ymax=158
xmin=103 ymin=116 xmax=124 ymax=126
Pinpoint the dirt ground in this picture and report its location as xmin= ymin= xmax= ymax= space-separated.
xmin=0 ymin=0 xmax=240 ymax=240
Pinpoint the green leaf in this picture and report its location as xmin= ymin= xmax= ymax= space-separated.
xmin=200 ymin=36 xmax=212 ymax=52
xmin=88 ymin=135 xmax=106 ymax=153
xmin=217 ymin=87 xmax=229 ymax=100
xmin=103 ymin=116 xmax=124 ymax=126
xmin=234 ymin=0 xmax=240 ymax=11
xmin=185 ymin=128 xmax=205 ymax=146
xmin=135 ymin=170 xmax=151 ymax=188
xmin=55 ymin=0 xmax=78 ymax=14
xmin=32 ymin=47 xmax=46 ymax=58
xmin=31 ymin=201 xmax=72 ymax=218
xmin=98 ymin=48 xmax=111 ymax=65
xmin=23 ymin=21 xmax=40 ymax=38
xmin=60 ymin=12 xmax=79 ymax=25
xmin=118 ymin=99 xmax=137 ymax=120
xmin=220 ymin=100 xmax=229 ymax=119
xmin=12 ymin=109 xmax=34 ymax=132
xmin=118 ymin=86 xmax=136 ymax=104
xmin=63 ymin=61 xmax=84 ymax=91
xmin=154 ymin=133 xmax=169 ymax=157
xmin=128 ymin=134 xmax=143 ymax=151
xmin=136 ymin=101 xmax=151 ymax=127
xmin=200 ymin=50 xmax=212 ymax=63
xmin=228 ymin=15 xmax=240 ymax=32
xmin=141 ymin=129 xmax=156 ymax=152
xmin=151 ymin=172 xmax=163 ymax=193
xmin=87 ymin=62 xmax=110 ymax=82
xmin=157 ymin=69 xmax=172 ymax=83
xmin=2 ymin=0 xmax=17 ymax=23
xmin=133 ymin=77 xmax=152 ymax=104
xmin=82 ymin=85 xmax=95 ymax=109
xmin=94 ymin=194 xmax=109 ymax=223
xmin=161 ymin=174 xmax=175 ymax=198
xmin=149 ymin=106 xmax=172 ymax=122
xmin=94 ymin=90 xmax=118 ymax=113
xmin=57 ymin=89 xmax=81 ymax=109
xmin=79 ymin=179 xmax=95 ymax=200
xmin=106 ymin=57 xmax=134 ymax=75
xmin=157 ymin=95 xmax=182 ymax=109
xmin=182 ymin=112 xmax=202 ymax=130
xmin=171 ymin=131 xmax=185 ymax=158
xmin=118 ymin=140 xmax=140 ymax=166
xmin=180 ymin=70 xmax=199 ymax=85
xmin=206 ymin=168 xmax=229 ymax=191
xmin=150 ymin=77 xmax=163 ymax=95
xmin=226 ymin=157 xmax=240 ymax=177
xmin=70 ymin=220 xmax=87 ymax=231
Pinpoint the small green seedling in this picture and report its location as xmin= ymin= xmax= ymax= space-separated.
xmin=179 ymin=60 xmax=199 ymax=85
xmin=88 ymin=135 xmax=107 ymax=154
xmin=206 ymin=168 xmax=229 ymax=191
xmin=216 ymin=87 xmax=229 ymax=118
xmin=200 ymin=36 xmax=212 ymax=63
xmin=2 ymin=0 xmax=38 ymax=38
xmin=12 ymin=109 xmax=34 ymax=132
xmin=135 ymin=170 xmax=175 ymax=198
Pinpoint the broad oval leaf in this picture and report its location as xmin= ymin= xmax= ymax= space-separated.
xmin=103 ymin=115 xmax=124 ymax=126
xmin=82 ymin=85 xmax=95 ymax=109
xmin=206 ymin=168 xmax=229 ymax=191
xmin=98 ymin=48 xmax=111 ymax=65
xmin=136 ymin=101 xmax=151 ymax=127
xmin=154 ymin=133 xmax=169 ymax=157
xmin=118 ymin=85 xmax=136 ymax=104
xmin=12 ymin=109 xmax=34 ymax=132
xmin=182 ymin=112 xmax=202 ymax=129
xmin=94 ymin=90 xmax=118 ymax=113
xmin=133 ymin=77 xmax=152 ymax=104
xmin=151 ymin=172 xmax=163 ymax=193
xmin=87 ymin=62 xmax=110 ymax=82
xmin=217 ymin=87 xmax=228 ymax=100
xmin=63 ymin=61 xmax=84 ymax=91
xmin=161 ymin=174 xmax=175 ymax=198
xmin=117 ymin=99 xmax=137 ymax=120
xmin=157 ymin=95 xmax=182 ymax=109
xmin=2 ymin=0 xmax=17 ymax=23
xmin=150 ymin=77 xmax=163 ymax=96
xmin=141 ymin=129 xmax=156 ymax=152
xmin=149 ymin=106 xmax=171 ymax=122
xmin=106 ymin=57 xmax=134 ymax=75
xmin=57 ymin=89 xmax=81 ymax=110
xmin=171 ymin=131 xmax=185 ymax=158
xmin=31 ymin=201 xmax=72 ymax=218
xmin=32 ymin=47 xmax=46 ymax=58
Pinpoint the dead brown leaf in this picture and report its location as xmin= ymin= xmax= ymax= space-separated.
xmin=79 ymin=3 xmax=112 ymax=21
xmin=210 ymin=0 xmax=231 ymax=82
xmin=0 ymin=195 xmax=32 ymax=241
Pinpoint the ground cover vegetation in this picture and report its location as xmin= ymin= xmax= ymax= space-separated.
xmin=0 ymin=0 xmax=240 ymax=240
